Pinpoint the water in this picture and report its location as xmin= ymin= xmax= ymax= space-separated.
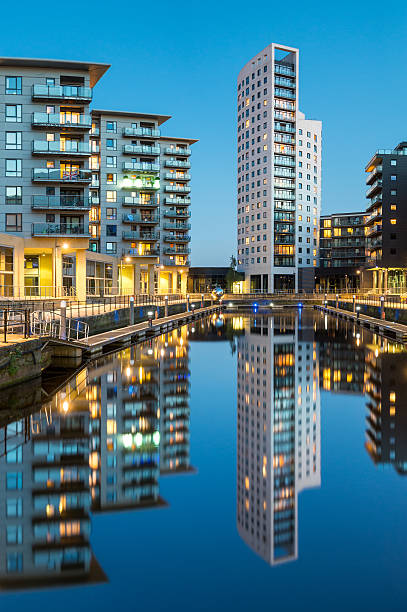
xmin=1 ymin=309 xmax=407 ymax=611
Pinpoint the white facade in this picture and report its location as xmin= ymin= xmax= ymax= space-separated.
xmin=236 ymin=43 xmax=322 ymax=293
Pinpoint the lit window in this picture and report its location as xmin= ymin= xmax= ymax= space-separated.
xmin=390 ymin=219 xmax=397 ymax=225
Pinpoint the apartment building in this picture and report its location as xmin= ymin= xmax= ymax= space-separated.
xmin=364 ymin=142 xmax=407 ymax=293
xmin=236 ymin=311 xmax=320 ymax=565
xmin=0 ymin=57 xmax=195 ymax=299
xmin=236 ymin=43 xmax=322 ymax=293
xmin=317 ymin=212 xmax=367 ymax=292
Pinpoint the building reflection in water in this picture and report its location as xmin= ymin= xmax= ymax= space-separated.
xmin=0 ymin=325 xmax=192 ymax=590
xmin=236 ymin=311 xmax=321 ymax=566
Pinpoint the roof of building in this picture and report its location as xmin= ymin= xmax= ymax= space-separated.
xmin=92 ymin=109 xmax=171 ymax=125
xmin=0 ymin=57 xmax=110 ymax=87
xmin=321 ymin=212 xmax=366 ymax=218
xmin=160 ymin=136 xmax=198 ymax=144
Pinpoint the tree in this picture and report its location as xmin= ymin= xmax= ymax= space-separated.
xmin=230 ymin=254 xmax=237 ymax=270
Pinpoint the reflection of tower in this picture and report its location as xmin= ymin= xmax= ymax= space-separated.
xmin=0 ymin=369 xmax=105 ymax=589
xmin=365 ymin=346 xmax=407 ymax=474
xmin=237 ymin=311 xmax=320 ymax=566
xmin=157 ymin=326 xmax=193 ymax=475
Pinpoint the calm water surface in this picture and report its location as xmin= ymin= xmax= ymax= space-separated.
xmin=1 ymin=310 xmax=406 ymax=611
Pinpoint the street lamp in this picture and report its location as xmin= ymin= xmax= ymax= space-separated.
xmin=356 ymin=305 xmax=361 ymax=320
xmin=148 ymin=310 xmax=153 ymax=328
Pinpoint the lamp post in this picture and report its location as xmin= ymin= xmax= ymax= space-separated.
xmin=336 ymin=293 xmax=339 ymax=309
xmin=148 ymin=310 xmax=153 ymax=328
xmin=356 ymin=305 xmax=361 ymax=321
xmin=380 ymin=295 xmax=385 ymax=320
xmin=352 ymin=294 xmax=356 ymax=313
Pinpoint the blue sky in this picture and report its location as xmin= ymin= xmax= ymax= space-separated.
xmin=2 ymin=0 xmax=407 ymax=265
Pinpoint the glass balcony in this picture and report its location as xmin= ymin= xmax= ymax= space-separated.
xmin=366 ymin=180 xmax=382 ymax=198
xmin=123 ymin=145 xmax=160 ymax=155
xmin=32 ymin=84 xmax=92 ymax=101
xmin=164 ymin=197 xmax=190 ymax=206
xmin=122 ymin=177 xmax=160 ymax=190
xmin=275 ymin=77 xmax=296 ymax=89
xmin=122 ymin=231 xmax=159 ymax=241
xmin=122 ymin=214 xmax=159 ymax=223
xmin=164 ymin=172 xmax=191 ymax=181
xmin=162 ymin=258 xmax=191 ymax=267
xmin=163 ymin=222 xmax=191 ymax=230
xmin=275 ymin=63 xmax=295 ymax=77
xmin=163 ymin=234 xmax=191 ymax=242
xmin=275 ymin=88 xmax=296 ymax=100
xmin=164 ymin=210 xmax=191 ymax=218
xmin=32 ymin=113 xmax=92 ymax=129
xmin=32 ymin=168 xmax=92 ymax=183
xmin=123 ymin=248 xmax=160 ymax=257
xmin=163 ymin=247 xmax=191 ymax=255
xmin=32 ymin=195 xmax=92 ymax=210
xmin=274 ymin=156 xmax=296 ymax=167
xmin=32 ymin=141 xmax=91 ymax=155
xmin=123 ymin=127 xmax=160 ymax=138
xmin=274 ymin=123 xmax=296 ymax=133
xmin=274 ymin=168 xmax=296 ymax=178
xmin=32 ymin=223 xmax=89 ymax=237
xmin=164 ymin=159 xmax=191 ymax=169
xmin=366 ymin=165 xmax=382 ymax=185
xmin=123 ymin=162 xmax=160 ymax=172
xmin=122 ymin=196 xmax=158 ymax=207
xmin=274 ymin=189 xmax=295 ymax=200
xmin=164 ymin=147 xmax=191 ymax=156
xmin=165 ymin=185 xmax=191 ymax=193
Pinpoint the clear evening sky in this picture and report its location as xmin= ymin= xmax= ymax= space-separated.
xmin=2 ymin=0 xmax=407 ymax=266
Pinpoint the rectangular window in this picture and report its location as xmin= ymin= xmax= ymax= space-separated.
xmin=6 ymin=525 xmax=23 ymax=545
xmin=106 ymin=225 xmax=117 ymax=236
xmin=5 ymin=104 xmax=22 ymax=122
xmin=6 ymin=132 xmax=22 ymax=150
xmin=5 ymin=213 xmax=22 ymax=232
xmin=106 ymin=242 xmax=117 ymax=253
xmin=5 ymin=76 xmax=22 ymax=95
xmin=6 ymin=497 xmax=22 ymax=517
xmin=6 ymin=159 xmax=22 ymax=177
xmin=6 ymin=472 xmax=23 ymax=490
xmin=106 ymin=208 xmax=117 ymax=220
xmin=106 ymin=190 xmax=116 ymax=202
xmin=6 ymin=186 xmax=22 ymax=205
xmin=7 ymin=552 xmax=23 ymax=573
xmin=106 ymin=121 xmax=117 ymax=132
xmin=106 ymin=173 xmax=116 ymax=184
xmin=106 ymin=156 xmax=117 ymax=167
xmin=106 ymin=138 xmax=117 ymax=150
xmin=46 ymin=77 xmax=55 ymax=86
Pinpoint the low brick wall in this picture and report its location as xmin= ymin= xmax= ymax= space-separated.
xmin=0 ymin=338 xmax=52 ymax=390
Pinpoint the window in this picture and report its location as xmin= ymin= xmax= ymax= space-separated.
xmin=391 ymin=204 xmax=397 ymax=210
xmin=106 ymin=156 xmax=117 ymax=167
xmin=7 ymin=552 xmax=23 ymax=573
xmin=106 ymin=121 xmax=117 ymax=132
xmin=46 ymin=77 xmax=55 ymax=86
xmin=106 ymin=242 xmax=117 ymax=253
xmin=391 ymin=175 xmax=397 ymax=181
xmin=390 ymin=219 xmax=397 ymax=225
xmin=5 ymin=213 xmax=22 ymax=232
xmin=391 ymin=160 xmax=397 ymax=166
xmin=6 ymin=497 xmax=22 ymax=517
xmin=106 ymin=225 xmax=117 ymax=236
xmin=106 ymin=173 xmax=116 ymax=184
xmin=5 ymin=104 xmax=22 ymax=122
xmin=106 ymin=190 xmax=117 ymax=202
xmin=106 ymin=208 xmax=117 ymax=220
xmin=6 ymin=186 xmax=22 ymax=205
xmin=6 ymin=132 xmax=22 ymax=149
xmin=7 ymin=525 xmax=22 ymax=545
xmin=5 ymin=76 xmax=22 ymax=95
xmin=6 ymin=159 xmax=22 ymax=177
xmin=106 ymin=138 xmax=117 ymax=150
xmin=6 ymin=472 xmax=22 ymax=490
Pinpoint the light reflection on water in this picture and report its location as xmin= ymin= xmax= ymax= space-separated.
xmin=0 ymin=309 xmax=406 ymax=609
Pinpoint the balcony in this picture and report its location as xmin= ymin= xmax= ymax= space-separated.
xmin=274 ymin=156 xmax=295 ymax=167
xmin=123 ymin=145 xmax=160 ymax=156
xmin=123 ymin=248 xmax=159 ymax=258
xmin=32 ymin=84 xmax=92 ymax=101
xmin=275 ymin=87 xmax=296 ymax=100
xmin=275 ymin=77 xmax=296 ymax=89
xmin=162 ymin=258 xmax=191 ymax=267
xmin=274 ymin=189 xmax=295 ymax=200
xmin=366 ymin=224 xmax=382 ymax=238
xmin=163 ymin=247 xmax=191 ymax=255
xmin=32 ymin=196 xmax=92 ymax=210
xmin=122 ymin=214 xmax=159 ymax=224
xmin=122 ymin=196 xmax=158 ymax=207
xmin=163 ymin=222 xmax=191 ymax=231
xmin=164 ymin=234 xmax=191 ymax=243
xmin=164 ymin=147 xmax=191 ymax=156
xmin=164 ymin=197 xmax=190 ymax=206
xmin=366 ymin=166 xmax=383 ymax=185
xmin=164 ymin=172 xmax=191 ymax=181
xmin=164 ymin=210 xmax=191 ymax=218
xmin=165 ymin=185 xmax=191 ymax=193
xmin=32 ymin=223 xmax=89 ymax=237
xmin=365 ymin=210 xmax=382 ymax=225
xmin=122 ymin=232 xmax=159 ymax=241
xmin=274 ymin=168 xmax=296 ymax=178
xmin=32 ymin=141 xmax=92 ymax=156
xmin=122 ymin=177 xmax=160 ymax=191
xmin=274 ymin=123 xmax=296 ymax=133
xmin=32 ymin=113 xmax=92 ymax=129
xmin=366 ymin=180 xmax=382 ymax=198
xmin=274 ymin=111 xmax=295 ymax=122
xmin=164 ymin=159 xmax=191 ymax=169
xmin=275 ymin=63 xmax=295 ymax=77
xmin=123 ymin=162 xmax=160 ymax=172
xmin=123 ymin=127 xmax=160 ymax=138
xmin=32 ymin=168 xmax=92 ymax=183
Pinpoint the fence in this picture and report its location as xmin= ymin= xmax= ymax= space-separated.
xmin=31 ymin=312 xmax=89 ymax=341
xmin=0 ymin=309 xmax=31 ymax=342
